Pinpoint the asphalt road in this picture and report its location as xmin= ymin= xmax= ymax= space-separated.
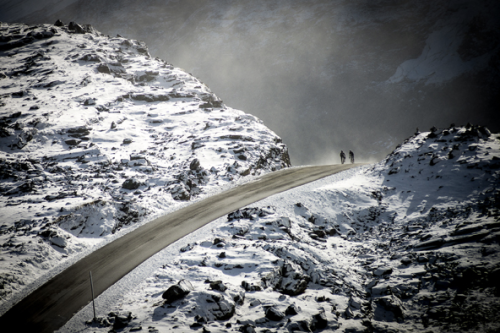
xmin=0 ymin=163 xmax=364 ymax=332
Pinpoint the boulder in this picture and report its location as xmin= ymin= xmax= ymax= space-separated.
xmin=233 ymin=291 xmax=245 ymax=305
xmin=287 ymin=316 xmax=312 ymax=332
xmin=170 ymin=184 xmax=190 ymax=201
xmin=210 ymin=280 xmax=227 ymax=292
xmin=122 ymin=178 xmax=141 ymax=190
xmin=97 ymin=63 xmax=111 ymax=74
xmin=49 ymin=236 xmax=67 ymax=248
xmin=190 ymin=158 xmax=201 ymax=170
xmin=162 ymin=280 xmax=193 ymax=303
xmin=54 ymin=19 xmax=64 ymax=27
xmin=374 ymin=295 xmax=405 ymax=322
xmin=68 ymin=21 xmax=86 ymax=34
xmin=285 ymin=304 xmax=299 ymax=316
xmin=111 ymin=311 xmax=132 ymax=329
xmin=203 ymin=293 xmax=235 ymax=320
xmin=239 ymin=324 xmax=256 ymax=333
xmin=64 ymin=139 xmax=81 ymax=146
xmin=373 ymin=266 xmax=393 ymax=276
xmin=280 ymin=261 xmax=309 ymax=296
xmin=265 ymin=307 xmax=285 ymax=321
xmin=67 ymin=126 xmax=91 ymax=138
xmin=311 ymin=312 xmax=328 ymax=330
xmin=241 ymin=280 xmax=262 ymax=292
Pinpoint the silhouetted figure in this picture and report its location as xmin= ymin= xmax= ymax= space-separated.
xmin=349 ymin=150 xmax=354 ymax=164
xmin=340 ymin=150 xmax=346 ymax=164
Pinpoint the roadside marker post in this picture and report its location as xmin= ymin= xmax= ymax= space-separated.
xmin=89 ymin=271 xmax=96 ymax=321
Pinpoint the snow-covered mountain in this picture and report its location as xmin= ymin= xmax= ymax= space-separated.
xmin=4 ymin=0 xmax=499 ymax=165
xmin=0 ymin=21 xmax=290 ymax=309
xmin=0 ymin=18 xmax=499 ymax=333
xmin=61 ymin=124 xmax=500 ymax=333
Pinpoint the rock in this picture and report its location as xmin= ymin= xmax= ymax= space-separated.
xmin=170 ymin=184 xmax=190 ymax=201
xmin=349 ymin=296 xmax=362 ymax=310
xmin=241 ymin=280 xmax=262 ymax=292
xmin=64 ymin=139 xmax=81 ymax=146
xmin=91 ymin=316 xmax=111 ymax=327
xmin=265 ymin=307 xmax=285 ymax=321
xmin=210 ymin=280 xmax=227 ymax=292
xmin=280 ymin=261 xmax=309 ymax=296
xmin=233 ymin=291 xmax=245 ymax=305
xmin=285 ymin=304 xmax=299 ymax=316
xmin=400 ymin=257 xmax=412 ymax=265
xmin=111 ymin=311 xmax=132 ymax=329
xmin=206 ymin=294 xmax=235 ymax=320
xmin=68 ymin=22 xmax=86 ymax=34
xmin=83 ymin=98 xmax=96 ymax=106
xmin=287 ymin=316 xmax=312 ymax=332
xmin=311 ymin=312 xmax=328 ymax=330
xmin=239 ymin=324 xmax=256 ymax=333
xmin=344 ymin=306 xmax=354 ymax=319
xmin=162 ymin=279 xmax=193 ymax=303
xmin=374 ymin=295 xmax=405 ymax=322
xmin=97 ymin=63 xmax=111 ymax=74
xmin=249 ymin=299 xmax=261 ymax=307
xmin=374 ymin=266 xmax=393 ymax=276
xmin=122 ymin=178 xmax=141 ymax=190
xmin=123 ymin=138 xmax=133 ymax=144
xmin=54 ymin=19 xmax=64 ymax=27
xmin=67 ymin=126 xmax=91 ymax=137
xmin=49 ymin=236 xmax=67 ymax=248
xmin=190 ymin=158 xmax=201 ymax=170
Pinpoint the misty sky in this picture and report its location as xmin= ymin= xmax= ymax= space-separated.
xmin=1 ymin=0 xmax=499 ymax=165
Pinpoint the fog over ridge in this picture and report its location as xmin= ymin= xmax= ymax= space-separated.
xmin=2 ymin=0 xmax=499 ymax=165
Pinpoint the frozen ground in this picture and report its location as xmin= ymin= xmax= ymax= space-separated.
xmin=0 ymin=21 xmax=290 ymax=313
xmin=63 ymin=125 xmax=500 ymax=333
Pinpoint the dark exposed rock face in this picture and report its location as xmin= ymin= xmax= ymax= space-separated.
xmin=265 ymin=307 xmax=285 ymax=321
xmin=189 ymin=158 xmax=201 ymax=171
xmin=206 ymin=294 xmax=235 ymax=320
xmin=109 ymin=311 xmax=132 ymax=329
xmin=122 ymin=178 xmax=142 ymax=190
xmin=161 ymin=280 xmax=193 ymax=303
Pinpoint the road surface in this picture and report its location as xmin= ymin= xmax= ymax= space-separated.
xmin=0 ymin=163 xmax=365 ymax=332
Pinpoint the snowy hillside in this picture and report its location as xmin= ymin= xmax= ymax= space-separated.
xmin=0 ymin=21 xmax=290 ymax=309
xmin=64 ymin=124 xmax=500 ymax=333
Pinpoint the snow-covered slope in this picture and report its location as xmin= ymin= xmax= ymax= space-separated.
xmin=65 ymin=124 xmax=500 ymax=333
xmin=0 ymin=21 xmax=290 ymax=309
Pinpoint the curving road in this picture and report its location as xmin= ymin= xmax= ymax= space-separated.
xmin=0 ymin=163 xmax=365 ymax=332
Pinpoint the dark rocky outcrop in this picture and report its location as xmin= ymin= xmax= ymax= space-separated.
xmin=122 ymin=178 xmax=142 ymax=190
xmin=265 ymin=307 xmax=285 ymax=321
xmin=161 ymin=279 xmax=193 ymax=303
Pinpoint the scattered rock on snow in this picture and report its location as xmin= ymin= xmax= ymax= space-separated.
xmin=265 ymin=306 xmax=285 ymax=321
xmin=161 ymin=279 xmax=193 ymax=303
xmin=122 ymin=178 xmax=142 ymax=190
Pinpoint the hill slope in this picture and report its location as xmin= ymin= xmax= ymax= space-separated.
xmin=0 ymin=21 xmax=290 ymax=310
xmin=62 ymin=125 xmax=500 ymax=333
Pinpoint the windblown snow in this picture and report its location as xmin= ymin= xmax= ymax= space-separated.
xmin=0 ymin=21 xmax=290 ymax=313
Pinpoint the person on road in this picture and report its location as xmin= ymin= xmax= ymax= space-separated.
xmin=349 ymin=150 xmax=354 ymax=164
xmin=340 ymin=150 xmax=346 ymax=164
